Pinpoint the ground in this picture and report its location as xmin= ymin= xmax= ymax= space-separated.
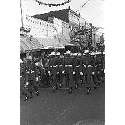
xmin=20 ymin=82 xmax=105 ymax=125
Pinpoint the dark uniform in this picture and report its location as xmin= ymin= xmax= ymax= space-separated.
xmin=43 ymin=58 xmax=50 ymax=86
xmin=20 ymin=61 xmax=27 ymax=100
xmin=84 ymin=53 xmax=94 ymax=94
xmin=20 ymin=59 xmax=31 ymax=101
xmin=96 ymin=53 xmax=105 ymax=84
xmin=37 ymin=61 xmax=45 ymax=88
xmin=25 ymin=59 xmax=39 ymax=99
xmin=73 ymin=54 xmax=80 ymax=89
xmin=80 ymin=54 xmax=87 ymax=84
xmin=96 ymin=54 xmax=102 ymax=85
xmin=80 ymin=53 xmax=93 ymax=94
xmin=57 ymin=55 xmax=64 ymax=87
xmin=49 ymin=55 xmax=58 ymax=91
xmin=91 ymin=54 xmax=98 ymax=89
xmin=64 ymin=54 xmax=74 ymax=93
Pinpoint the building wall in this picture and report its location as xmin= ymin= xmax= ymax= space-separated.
xmin=24 ymin=15 xmax=55 ymax=38
xmin=53 ymin=17 xmax=70 ymax=45
xmin=68 ymin=10 xmax=86 ymax=29
xmin=23 ymin=13 xmax=100 ymax=48
xmin=23 ymin=15 xmax=70 ymax=46
xmin=69 ymin=10 xmax=80 ymax=25
xmin=62 ymin=21 xmax=70 ymax=43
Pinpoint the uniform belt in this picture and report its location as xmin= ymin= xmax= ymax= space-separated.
xmin=65 ymin=65 xmax=72 ymax=67
xmin=104 ymin=70 xmax=105 ymax=73
xmin=82 ymin=65 xmax=86 ymax=67
xmin=88 ymin=65 xmax=92 ymax=67
xmin=26 ymin=71 xmax=34 ymax=73
xmin=50 ymin=66 xmax=57 ymax=68
xmin=48 ymin=71 xmax=51 ymax=74
xmin=25 ymin=82 xmax=29 ymax=86
xmin=53 ymin=66 xmax=57 ymax=67
xmin=36 ymin=77 xmax=39 ymax=81
xmin=76 ymin=65 xmax=80 ymax=67
xmin=31 ymin=70 xmax=34 ymax=73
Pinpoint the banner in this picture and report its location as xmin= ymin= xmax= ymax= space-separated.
xmin=35 ymin=0 xmax=71 ymax=7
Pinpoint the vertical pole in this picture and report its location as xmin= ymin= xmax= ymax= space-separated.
xmin=62 ymin=21 xmax=63 ymax=35
xmin=47 ymin=23 xmax=48 ymax=37
xmin=85 ymin=21 xmax=87 ymax=46
xmin=94 ymin=33 xmax=96 ymax=49
xmin=78 ymin=18 xmax=80 ymax=30
xmin=20 ymin=0 xmax=24 ymax=28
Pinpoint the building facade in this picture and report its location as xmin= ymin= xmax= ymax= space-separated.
xmin=23 ymin=15 xmax=71 ymax=47
xmin=22 ymin=7 xmax=103 ymax=48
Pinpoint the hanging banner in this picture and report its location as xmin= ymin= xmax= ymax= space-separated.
xmin=35 ymin=0 xmax=71 ymax=7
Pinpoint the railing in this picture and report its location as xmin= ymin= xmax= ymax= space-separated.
xmin=23 ymin=37 xmax=34 ymax=49
xmin=20 ymin=38 xmax=32 ymax=51
xmin=25 ymin=37 xmax=36 ymax=49
xmin=20 ymin=46 xmax=25 ymax=53
xmin=26 ymin=38 xmax=34 ymax=47
xmin=20 ymin=35 xmax=33 ymax=50
xmin=20 ymin=35 xmax=43 ymax=51
xmin=30 ymin=37 xmax=43 ymax=49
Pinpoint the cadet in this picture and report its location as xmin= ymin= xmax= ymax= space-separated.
xmin=80 ymin=53 xmax=87 ymax=85
xmin=49 ymin=52 xmax=58 ymax=92
xmin=90 ymin=52 xmax=98 ymax=89
xmin=44 ymin=57 xmax=50 ymax=86
xmin=20 ymin=58 xmax=30 ymax=101
xmin=64 ymin=50 xmax=74 ymax=93
xmin=56 ymin=53 xmax=64 ymax=88
xmin=25 ymin=57 xmax=39 ymax=99
xmin=84 ymin=51 xmax=94 ymax=94
xmin=72 ymin=53 xmax=81 ymax=89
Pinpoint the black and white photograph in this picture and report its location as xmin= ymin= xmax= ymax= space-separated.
xmin=20 ymin=0 xmax=105 ymax=125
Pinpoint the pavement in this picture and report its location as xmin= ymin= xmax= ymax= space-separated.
xmin=20 ymin=82 xmax=105 ymax=125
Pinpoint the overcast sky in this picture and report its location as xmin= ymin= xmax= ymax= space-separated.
xmin=21 ymin=0 xmax=104 ymax=27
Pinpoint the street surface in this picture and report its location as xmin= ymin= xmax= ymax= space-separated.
xmin=20 ymin=83 xmax=105 ymax=125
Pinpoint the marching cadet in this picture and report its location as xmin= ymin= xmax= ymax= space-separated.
xmin=44 ymin=57 xmax=50 ymax=86
xmin=49 ymin=52 xmax=58 ymax=92
xmin=95 ymin=52 xmax=102 ymax=85
xmin=101 ymin=53 xmax=105 ymax=82
xmin=64 ymin=50 xmax=74 ymax=93
xmin=56 ymin=52 xmax=64 ymax=88
xmin=48 ymin=54 xmax=54 ymax=89
xmin=80 ymin=52 xmax=87 ymax=85
xmin=21 ymin=65 xmax=29 ymax=101
xmin=20 ymin=58 xmax=25 ymax=100
xmin=37 ymin=56 xmax=49 ymax=87
xmin=85 ymin=51 xmax=94 ymax=94
xmin=99 ymin=53 xmax=105 ymax=83
xmin=72 ymin=53 xmax=81 ymax=89
xmin=25 ymin=56 xmax=39 ymax=99
xmin=90 ymin=52 xmax=98 ymax=89
xmin=25 ymin=59 xmax=32 ymax=99
xmin=20 ymin=58 xmax=30 ymax=101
